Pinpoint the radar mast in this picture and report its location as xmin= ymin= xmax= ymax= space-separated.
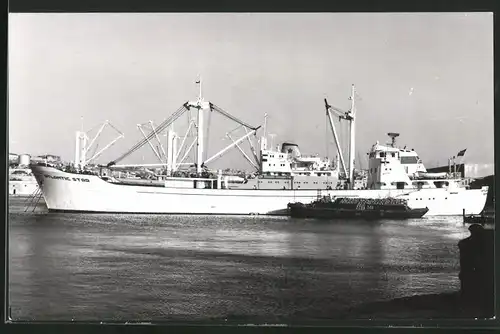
xmin=387 ymin=132 xmax=400 ymax=148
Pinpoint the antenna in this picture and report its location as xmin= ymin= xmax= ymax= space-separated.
xmin=269 ymin=133 xmax=276 ymax=151
xmin=387 ymin=132 xmax=400 ymax=148
xmin=264 ymin=113 xmax=268 ymax=138
xmin=349 ymin=84 xmax=356 ymax=115
xmin=196 ymin=75 xmax=202 ymax=101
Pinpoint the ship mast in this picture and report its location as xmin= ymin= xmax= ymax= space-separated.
xmin=196 ymin=76 xmax=203 ymax=174
xmin=107 ymin=77 xmax=261 ymax=172
xmin=260 ymin=113 xmax=269 ymax=151
xmin=74 ymin=120 xmax=124 ymax=170
xmin=189 ymin=75 xmax=209 ymax=174
xmin=324 ymin=84 xmax=357 ymax=188
xmin=348 ymin=84 xmax=356 ymax=187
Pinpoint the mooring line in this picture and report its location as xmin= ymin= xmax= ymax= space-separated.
xmin=24 ymin=187 xmax=41 ymax=212
xmin=31 ymin=190 xmax=43 ymax=212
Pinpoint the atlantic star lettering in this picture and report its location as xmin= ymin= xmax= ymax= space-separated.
xmin=72 ymin=177 xmax=90 ymax=182
xmin=44 ymin=174 xmax=90 ymax=182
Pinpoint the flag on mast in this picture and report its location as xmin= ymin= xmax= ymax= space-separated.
xmin=457 ymin=149 xmax=467 ymax=157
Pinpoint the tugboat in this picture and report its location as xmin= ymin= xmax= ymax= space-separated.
xmin=288 ymin=196 xmax=428 ymax=220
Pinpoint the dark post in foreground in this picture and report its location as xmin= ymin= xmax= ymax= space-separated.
xmin=458 ymin=224 xmax=494 ymax=317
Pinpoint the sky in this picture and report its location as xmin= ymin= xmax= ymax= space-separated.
xmin=8 ymin=13 xmax=494 ymax=170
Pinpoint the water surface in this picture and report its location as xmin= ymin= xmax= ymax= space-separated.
xmin=8 ymin=196 xmax=469 ymax=322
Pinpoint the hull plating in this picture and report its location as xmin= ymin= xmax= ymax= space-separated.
xmin=32 ymin=166 xmax=488 ymax=216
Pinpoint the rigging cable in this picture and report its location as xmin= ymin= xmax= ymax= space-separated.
xmin=91 ymin=142 xmax=100 ymax=162
xmin=210 ymin=103 xmax=258 ymax=130
xmin=108 ymin=104 xmax=187 ymax=166
xmin=88 ymin=126 xmax=101 ymax=162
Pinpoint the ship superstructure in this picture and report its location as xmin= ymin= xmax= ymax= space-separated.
xmin=366 ymin=132 xmax=467 ymax=191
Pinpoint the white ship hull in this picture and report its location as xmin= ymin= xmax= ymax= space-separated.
xmin=31 ymin=165 xmax=488 ymax=216
xmin=9 ymin=168 xmax=39 ymax=196
xmin=9 ymin=180 xmax=39 ymax=196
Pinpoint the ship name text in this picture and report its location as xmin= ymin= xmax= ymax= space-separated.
xmin=44 ymin=174 xmax=90 ymax=182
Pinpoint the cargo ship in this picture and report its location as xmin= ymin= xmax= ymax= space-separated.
xmin=30 ymin=80 xmax=488 ymax=216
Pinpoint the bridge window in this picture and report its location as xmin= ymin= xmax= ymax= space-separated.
xmin=380 ymin=152 xmax=386 ymax=158
xmin=434 ymin=181 xmax=445 ymax=188
xmin=400 ymin=156 xmax=419 ymax=164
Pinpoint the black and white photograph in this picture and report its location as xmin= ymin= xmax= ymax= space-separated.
xmin=7 ymin=12 xmax=495 ymax=323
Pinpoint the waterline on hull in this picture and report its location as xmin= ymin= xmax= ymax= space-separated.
xmin=32 ymin=165 xmax=488 ymax=217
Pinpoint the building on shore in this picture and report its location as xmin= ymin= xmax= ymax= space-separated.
xmin=426 ymin=163 xmax=494 ymax=179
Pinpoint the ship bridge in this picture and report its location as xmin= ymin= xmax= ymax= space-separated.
xmin=367 ymin=134 xmax=430 ymax=189
xmin=368 ymin=134 xmax=427 ymax=176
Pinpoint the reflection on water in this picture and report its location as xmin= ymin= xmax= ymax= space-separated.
xmin=8 ymin=197 xmax=470 ymax=321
